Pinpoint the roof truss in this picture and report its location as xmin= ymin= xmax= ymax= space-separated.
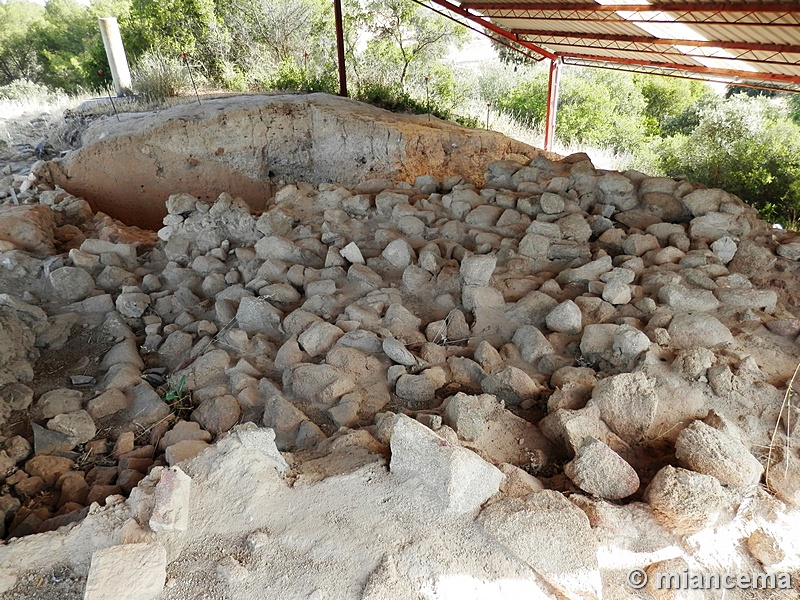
xmin=424 ymin=0 xmax=800 ymax=92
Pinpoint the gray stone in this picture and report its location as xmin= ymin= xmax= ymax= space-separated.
xmin=612 ymin=325 xmax=650 ymax=361
xmin=395 ymin=373 xmax=436 ymax=403
xmin=297 ymin=321 xmax=344 ymax=358
xmin=480 ymin=491 xmax=602 ymax=600
xmin=290 ymin=363 xmax=355 ymax=405
xmin=382 ymin=336 xmax=417 ymax=366
xmin=601 ymin=280 xmax=631 ymax=305
xmin=622 ymin=233 xmax=660 ymax=257
xmin=115 ymin=292 xmax=150 ymax=319
xmin=512 ymin=325 xmax=554 ymax=363
xmin=149 ymin=467 xmax=192 ymax=532
xmin=120 ymin=382 xmax=172 ymax=429
xmin=442 ymin=392 xmax=500 ymax=441
xmin=711 ymin=236 xmax=738 ymax=264
xmin=382 ymin=239 xmax=415 ymax=269
xmin=777 ymin=242 xmax=800 ymax=261
xmin=460 ymin=254 xmax=496 ymax=287
xmin=545 ymin=300 xmax=582 ymax=334
xmin=645 ymin=465 xmax=725 ymax=534
xmin=598 ymin=172 xmax=637 ymax=211
xmin=517 ymin=233 xmax=550 ymax=259
xmin=556 ymin=255 xmax=613 ymax=284
xmin=540 ymin=192 xmax=565 ymax=214
xmin=80 ymin=239 xmax=137 ymax=267
xmin=338 ymin=329 xmax=383 ymax=353
xmin=46 ymin=410 xmax=96 ymax=446
xmin=36 ymin=388 xmax=83 ymax=419
xmin=390 ymin=413 xmax=504 ymax=514
xmin=579 ymin=324 xmax=619 ymax=362
xmin=565 ymin=438 xmax=640 ymax=500
xmin=191 ymin=395 xmax=241 ymax=436
xmin=667 ymin=313 xmax=734 ymax=349
xmin=87 ymin=388 xmax=130 ymax=420
xmin=235 ymin=296 xmax=282 ymax=336
xmin=49 ymin=266 xmax=94 ymax=302
xmin=0 ymin=383 xmax=33 ymax=411
xmin=462 ymin=285 xmax=504 ymax=311
xmin=32 ymin=422 xmax=73 ymax=455
xmin=675 ymin=420 xmax=763 ymax=486
xmin=166 ymin=192 xmax=198 ymax=215
xmin=682 ymin=188 xmax=728 ymax=216
xmin=481 ymin=366 xmax=541 ymax=407
xmin=591 ymin=372 xmax=658 ymax=443
xmin=340 ymin=241 xmax=365 ymax=264
xmin=84 ymin=543 xmax=167 ymax=600
xmin=658 ymin=284 xmax=719 ymax=312
xmin=715 ymin=289 xmax=777 ymax=313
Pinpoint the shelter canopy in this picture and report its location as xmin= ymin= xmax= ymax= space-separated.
xmin=427 ymin=0 xmax=800 ymax=92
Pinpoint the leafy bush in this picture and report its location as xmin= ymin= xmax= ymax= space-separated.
xmin=354 ymin=80 xmax=476 ymax=127
xmin=131 ymin=51 xmax=190 ymax=102
xmin=265 ymin=58 xmax=338 ymax=94
xmin=0 ymin=79 xmax=57 ymax=101
xmin=657 ymin=94 xmax=800 ymax=226
xmin=495 ymin=67 xmax=650 ymax=155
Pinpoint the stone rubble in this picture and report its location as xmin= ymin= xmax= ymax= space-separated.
xmin=0 ymin=128 xmax=799 ymax=599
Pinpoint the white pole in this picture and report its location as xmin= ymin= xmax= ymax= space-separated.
xmin=98 ymin=17 xmax=132 ymax=97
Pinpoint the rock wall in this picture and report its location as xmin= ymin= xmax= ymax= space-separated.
xmin=47 ymin=93 xmax=547 ymax=230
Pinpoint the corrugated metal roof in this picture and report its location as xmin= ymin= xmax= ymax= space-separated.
xmin=426 ymin=0 xmax=800 ymax=92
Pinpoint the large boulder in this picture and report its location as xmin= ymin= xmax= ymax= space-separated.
xmin=48 ymin=94 xmax=546 ymax=229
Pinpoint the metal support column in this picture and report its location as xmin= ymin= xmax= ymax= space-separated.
xmin=333 ymin=0 xmax=348 ymax=97
xmin=544 ymin=58 xmax=561 ymax=151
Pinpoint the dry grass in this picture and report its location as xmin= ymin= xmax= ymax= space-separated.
xmin=765 ymin=362 xmax=799 ymax=492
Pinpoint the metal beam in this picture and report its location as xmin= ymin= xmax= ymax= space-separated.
xmin=426 ymin=0 xmax=558 ymax=60
xmin=459 ymin=6 xmax=800 ymax=25
xmin=563 ymin=56 xmax=800 ymax=93
xmin=525 ymin=37 xmax=800 ymax=66
xmin=462 ymin=2 xmax=800 ymax=14
xmin=557 ymin=51 xmax=800 ymax=84
xmin=544 ymin=59 xmax=561 ymax=151
xmin=515 ymin=29 xmax=800 ymax=55
xmin=334 ymin=0 xmax=348 ymax=97
xmin=410 ymin=0 xmax=546 ymax=63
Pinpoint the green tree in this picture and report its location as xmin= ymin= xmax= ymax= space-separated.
xmin=633 ymin=74 xmax=709 ymax=136
xmin=495 ymin=67 xmax=649 ymax=154
xmin=123 ymin=0 xmax=223 ymax=79
xmin=358 ymin=0 xmax=467 ymax=91
xmin=658 ymin=94 xmax=800 ymax=226
xmin=0 ymin=0 xmax=46 ymax=85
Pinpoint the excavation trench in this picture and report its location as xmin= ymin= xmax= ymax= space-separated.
xmin=45 ymin=92 xmax=547 ymax=230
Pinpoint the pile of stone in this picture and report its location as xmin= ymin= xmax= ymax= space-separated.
xmin=1 ymin=146 xmax=799 ymax=565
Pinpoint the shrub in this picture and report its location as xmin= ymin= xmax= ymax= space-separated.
xmin=0 ymin=79 xmax=57 ymax=101
xmin=265 ymin=58 xmax=338 ymax=94
xmin=131 ymin=51 xmax=190 ymax=102
xmin=495 ymin=67 xmax=650 ymax=155
xmin=657 ymin=94 xmax=800 ymax=227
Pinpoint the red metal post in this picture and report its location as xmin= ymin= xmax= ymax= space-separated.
xmin=334 ymin=0 xmax=348 ymax=97
xmin=544 ymin=58 xmax=561 ymax=151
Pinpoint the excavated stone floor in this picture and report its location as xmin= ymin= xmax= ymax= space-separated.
xmin=0 ymin=95 xmax=799 ymax=599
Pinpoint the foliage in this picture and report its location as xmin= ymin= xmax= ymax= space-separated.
xmin=0 ymin=0 xmax=46 ymax=85
xmin=353 ymin=0 xmax=468 ymax=91
xmin=656 ymin=94 xmax=800 ymax=226
xmin=495 ymin=66 xmax=650 ymax=154
xmin=0 ymin=78 xmax=55 ymax=101
xmin=131 ymin=49 xmax=191 ymax=101
xmin=161 ymin=375 xmax=191 ymax=419
xmin=265 ymin=57 xmax=338 ymax=94
xmin=633 ymin=74 xmax=710 ymax=136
